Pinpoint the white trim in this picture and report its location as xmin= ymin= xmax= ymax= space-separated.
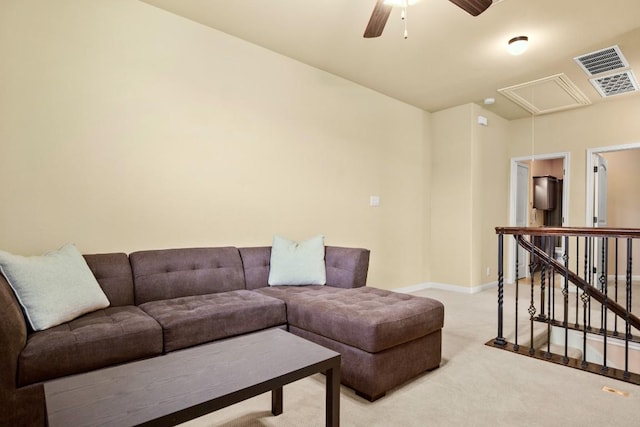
xmin=585 ymin=142 xmax=640 ymax=227
xmin=394 ymin=281 xmax=498 ymax=294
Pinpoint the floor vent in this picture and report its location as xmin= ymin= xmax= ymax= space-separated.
xmin=574 ymin=45 xmax=629 ymax=76
xmin=590 ymin=70 xmax=639 ymax=97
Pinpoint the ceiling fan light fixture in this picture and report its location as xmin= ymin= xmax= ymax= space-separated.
xmin=383 ymin=0 xmax=418 ymax=6
xmin=508 ymin=36 xmax=529 ymax=55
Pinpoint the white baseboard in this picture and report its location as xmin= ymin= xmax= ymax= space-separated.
xmin=607 ymin=275 xmax=640 ymax=282
xmin=394 ymin=281 xmax=498 ymax=295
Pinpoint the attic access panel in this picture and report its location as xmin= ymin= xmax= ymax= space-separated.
xmin=498 ymin=74 xmax=591 ymax=115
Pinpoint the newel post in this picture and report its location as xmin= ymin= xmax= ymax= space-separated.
xmin=494 ymin=231 xmax=506 ymax=347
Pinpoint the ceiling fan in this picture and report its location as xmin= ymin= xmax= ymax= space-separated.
xmin=363 ymin=0 xmax=493 ymax=38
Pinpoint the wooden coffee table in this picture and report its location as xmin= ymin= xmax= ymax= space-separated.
xmin=44 ymin=328 xmax=341 ymax=426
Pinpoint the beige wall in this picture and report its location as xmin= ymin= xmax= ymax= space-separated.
xmin=604 ymin=149 xmax=640 ymax=228
xmin=1 ymin=1 xmax=638 ymax=291
xmin=431 ymin=105 xmax=473 ymax=286
xmin=508 ymin=96 xmax=640 ymax=229
xmin=603 ymin=149 xmax=640 ymax=276
xmin=430 ymin=104 xmax=509 ymax=289
xmin=509 ymin=97 xmax=640 ymax=280
xmin=473 ymin=105 xmax=510 ymax=287
xmin=0 ymin=0 xmax=430 ymax=289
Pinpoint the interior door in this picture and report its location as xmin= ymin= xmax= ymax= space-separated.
xmin=515 ymin=162 xmax=529 ymax=279
xmin=593 ymin=154 xmax=608 ymax=286
xmin=594 ymin=154 xmax=608 ymax=227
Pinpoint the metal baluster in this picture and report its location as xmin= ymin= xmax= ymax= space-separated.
xmin=551 ymin=254 xmax=556 ymax=321
xmin=540 ymin=236 xmax=547 ymax=320
xmin=614 ymin=238 xmax=619 ymax=337
xmin=624 ymin=238 xmax=632 ymax=379
xmin=494 ymin=233 xmax=506 ymax=347
xmin=600 ymin=237 xmax=607 ymax=334
xmin=563 ymin=235 xmax=570 ymax=364
xmin=575 ymin=237 xmax=580 ymax=328
xmin=529 ymin=234 xmax=537 ymax=355
xmin=587 ymin=237 xmax=592 ymax=331
xmin=514 ymin=235 xmax=520 ymax=351
xmin=581 ymin=237 xmax=590 ymax=368
xmin=581 ymin=285 xmax=590 ymax=368
xmin=601 ymin=237 xmax=609 ymax=373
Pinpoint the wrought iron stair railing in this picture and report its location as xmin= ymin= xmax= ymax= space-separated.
xmin=488 ymin=226 xmax=640 ymax=385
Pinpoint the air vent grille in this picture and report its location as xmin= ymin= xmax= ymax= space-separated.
xmin=574 ymin=46 xmax=628 ymax=76
xmin=590 ymin=71 xmax=639 ymax=97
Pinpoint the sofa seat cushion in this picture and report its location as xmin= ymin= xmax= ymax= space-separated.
xmin=285 ymin=287 xmax=444 ymax=353
xmin=139 ymin=290 xmax=287 ymax=353
xmin=18 ymin=306 xmax=162 ymax=386
xmin=252 ymin=285 xmax=343 ymax=304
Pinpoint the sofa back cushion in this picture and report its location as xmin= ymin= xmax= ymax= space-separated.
xmin=239 ymin=246 xmax=370 ymax=290
xmin=130 ymin=247 xmax=245 ymax=305
xmin=325 ymin=246 xmax=370 ymax=289
xmin=83 ymin=253 xmax=134 ymax=306
xmin=239 ymin=247 xmax=271 ymax=290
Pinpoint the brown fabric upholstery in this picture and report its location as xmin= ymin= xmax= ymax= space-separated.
xmin=84 ymin=252 xmax=134 ymax=306
xmin=325 ymin=246 xmax=370 ymax=289
xmin=0 ymin=274 xmax=45 ymax=425
xmin=253 ymin=285 xmax=343 ymax=304
xmin=5 ymin=242 xmax=422 ymax=421
xmin=18 ymin=306 xmax=162 ymax=386
xmin=238 ymin=247 xmax=271 ymax=290
xmin=130 ymin=247 xmax=246 ymax=304
xmin=239 ymin=246 xmax=370 ymax=290
xmin=291 ymin=326 xmax=442 ymax=400
xmin=0 ymin=383 xmax=45 ymax=427
xmin=139 ymin=290 xmax=287 ymax=353
xmin=286 ymin=287 xmax=444 ymax=353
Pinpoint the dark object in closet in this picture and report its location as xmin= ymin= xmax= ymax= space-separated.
xmin=533 ymin=175 xmax=558 ymax=211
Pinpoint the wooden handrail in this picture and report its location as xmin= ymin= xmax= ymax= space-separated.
xmin=515 ymin=235 xmax=640 ymax=332
xmin=497 ymin=226 xmax=640 ymax=239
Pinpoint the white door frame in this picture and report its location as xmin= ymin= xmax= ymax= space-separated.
xmin=508 ymin=152 xmax=570 ymax=283
xmin=515 ymin=162 xmax=530 ymax=280
xmin=585 ymin=142 xmax=640 ymax=227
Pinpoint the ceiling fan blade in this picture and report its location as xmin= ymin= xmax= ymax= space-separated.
xmin=363 ymin=0 xmax=393 ymax=38
xmin=448 ymin=0 xmax=493 ymax=16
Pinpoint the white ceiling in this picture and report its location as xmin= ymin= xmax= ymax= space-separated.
xmin=141 ymin=0 xmax=640 ymax=120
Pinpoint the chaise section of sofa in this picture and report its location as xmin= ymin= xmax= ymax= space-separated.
xmin=286 ymin=287 xmax=444 ymax=400
xmin=240 ymin=245 xmax=444 ymax=400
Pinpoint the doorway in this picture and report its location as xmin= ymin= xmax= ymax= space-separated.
xmin=586 ymin=143 xmax=640 ymax=280
xmin=586 ymin=142 xmax=640 ymax=228
xmin=508 ymin=152 xmax=570 ymax=283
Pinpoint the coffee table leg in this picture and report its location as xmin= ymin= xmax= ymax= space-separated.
xmin=272 ymin=386 xmax=283 ymax=416
xmin=326 ymin=365 xmax=340 ymax=427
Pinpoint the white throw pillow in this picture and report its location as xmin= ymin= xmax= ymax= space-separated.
xmin=0 ymin=243 xmax=110 ymax=331
xmin=268 ymin=235 xmax=326 ymax=286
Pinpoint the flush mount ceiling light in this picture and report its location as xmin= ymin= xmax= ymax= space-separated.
xmin=507 ymin=36 xmax=529 ymax=55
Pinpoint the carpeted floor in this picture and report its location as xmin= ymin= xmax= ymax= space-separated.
xmin=181 ymin=286 xmax=640 ymax=426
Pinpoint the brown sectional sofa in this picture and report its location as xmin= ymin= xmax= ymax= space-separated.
xmin=0 ymin=245 xmax=444 ymax=426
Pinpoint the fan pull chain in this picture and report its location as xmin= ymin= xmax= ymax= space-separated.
xmin=402 ymin=5 xmax=408 ymax=39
